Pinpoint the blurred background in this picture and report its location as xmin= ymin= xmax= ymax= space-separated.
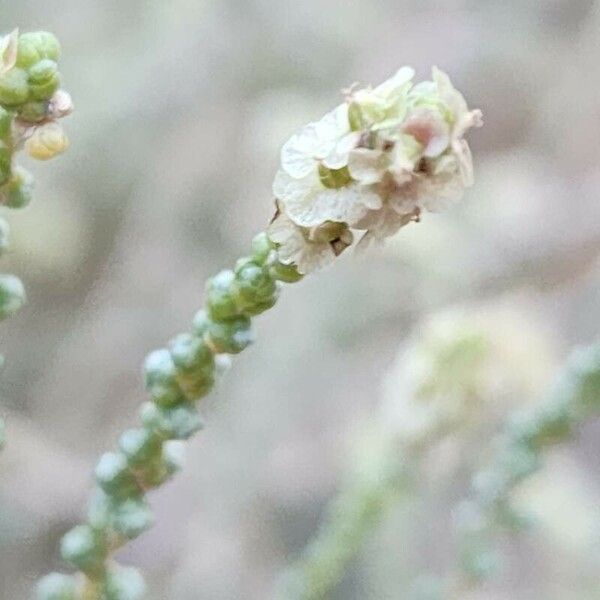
xmin=0 ymin=0 xmax=599 ymax=598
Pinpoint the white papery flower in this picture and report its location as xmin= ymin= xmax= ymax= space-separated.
xmin=280 ymin=104 xmax=359 ymax=178
xmin=270 ymin=66 xmax=481 ymax=270
xmin=268 ymin=209 xmax=354 ymax=274
xmin=273 ymin=168 xmax=381 ymax=228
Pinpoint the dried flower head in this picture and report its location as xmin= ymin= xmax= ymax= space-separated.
xmin=269 ymin=67 xmax=482 ymax=273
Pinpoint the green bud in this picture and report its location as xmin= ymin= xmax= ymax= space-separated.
xmin=206 ymin=314 xmax=254 ymax=354
xmin=0 ymin=68 xmax=29 ymax=106
xmin=243 ymin=294 xmax=278 ymax=317
xmin=28 ymin=59 xmax=57 ymax=83
xmin=27 ymin=59 xmax=60 ymax=101
xmin=17 ymin=32 xmax=60 ymax=68
xmin=110 ymin=496 xmax=154 ymax=540
xmin=135 ymin=442 xmax=183 ymax=488
xmin=143 ymin=349 xmax=186 ymax=407
xmin=104 ymin=565 xmax=146 ymax=600
xmin=205 ymin=269 xmax=241 ymax=321
xmin=119 ymin=428 xmax=162 ymax=466
xmin=191 ymin=309 xmax=210 ymax=337
xmin=0 ymin=274 xmax=25 ymax=320
xmin=60 ymin=524 xmax=106 ymax=574
xmin=140 ymin=401 xmax=204 ymax=440
xmin=95 ymin=452 xmax=140 ymax=500
xmin=2 ymin=166 xmax=34 ymax=209
xmin=18 ymin=100 xmax=48 ymax=123
xmin=250 ymin=231 xmax=274 ymax=265
xmin=235 ymin=262 xmax=277 ymax=311
xmin=0 ymin=142 xmax=12 ymax=186
xmin=35 ymin=572 xmax=77 ymax=600
xmin=0 ymin=218 xmax=8 ymax=255
xmin=169 ymin=333 xmax=215 ymax=400
xmin=0 ymin=106 xmax=12 ymax=138
xmin=87 ymin=490 xmax=112 ymax=531
xmin=269 ymin=261 xmax=304 ymax=283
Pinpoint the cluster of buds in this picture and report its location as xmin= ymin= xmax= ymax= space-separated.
xmin=268 ymin=67 xmax=482 ymax=273
xmin=0 ymin=30 xmax=71 ymax=389
xmin=37 ymin=233 xmax=303 ymax=599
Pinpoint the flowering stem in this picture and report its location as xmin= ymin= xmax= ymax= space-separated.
xmin=278 ymin=344 xmax=600 ymax=600
xmin=35 ymin=63 xmax=484 ymax=599
xmin=447 ymin=344 xmax=600 ymax=597
xmin=36 ymin=232 xmax=305 ymax=599
xmin=0 ymin=28 xmax=71 ymax=451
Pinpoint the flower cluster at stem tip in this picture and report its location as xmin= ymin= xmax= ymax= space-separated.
xmin=268 ymin=67 xmax=482 ymax=273
xmin=0 ymin=29 xmax=72 ymax=444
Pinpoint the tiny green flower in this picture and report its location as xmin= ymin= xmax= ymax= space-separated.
xmin=250 ymin=231 xmax=274 ymax=265
xmin=104 ymin=566 xmax=146 ymax=600
xmin=143 ymin=348 xmax=186 ymax=407
xmin=205 ymin=269 xmax=241 ymax=321
xmin=206 ymin=314 xmax=254 ymax=354
xmin=27 ymin=58 xmax=60 ymax=101
xmin=139 ymin=400 xmax=204 ymax=440
xmin=60 ymin=524 xmax=106 ymax=574
xmin=2 ymin=166 xmax=34 ymax=209
xmin=169 ymin=333 xmax=215 ymax=400
xmin=35 ymin=573 xmax=77 ymax=600
xmin=0 ymin=273 xmax=25 ymax=320
xmin=17 ymin=31 xmax=60 ymax=68
xmin=94 ymin=452 xmax=140 ymax=500
xmin=0 ymin=67 xmax=29 ymax=106
xmin=110 ymin=496 xmax=155 ymax=540
xmin=118 ymin=428 xmax=162 ymax=466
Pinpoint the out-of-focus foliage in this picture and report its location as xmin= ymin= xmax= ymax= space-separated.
xmin=0 ymin=1 xmax=599 ymax=599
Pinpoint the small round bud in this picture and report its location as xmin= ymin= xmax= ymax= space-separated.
xmin=140 ymin=401 xmax=204 ymax=440
xmin=17 ymin=32 xmax=60 ymax=68
xmin=0 ymin=274 xmax=25 ymax=320
xmin=60 ymin=524 xmax=106 ymax=574
xmin=269 ymin=261 xmax=304 ymax=283
xmin=143 ymin=348 xmax=186 ymax=407
xmin=110 ymin=496 xmax=154 ymax=540
xmin=191 ymin=308 xmax=210 ymax=337
xmin=0 ymin=105 xmax=12 ymax=138
xmin=206 ymin=314 xmax=254 ymax=354
xmin=205 ymin=269 xmax=241 ymax=321
xmin=250 ymin=231 xmax=274 ymax=265
xmin=2 ymin=166 xmax=34 ymax=208
xmin=119 ymin=428 xmax=162 ymax=466
xmin=25 ymin=122 xmax=69 ymax=160
xmin=0 ymin=67 xmax=28 ymax=106
xmin=35 ymin=572 xmax=77 ymax=600
xmin=104 ymin=565 xmax=146 ymax=600
xmin=27 ymin=59 xmax=60 ymax=101
xmin=169 ymin=333 xmax=215 ymax=400
xmin=135 ymin=447 xmax=181 ymax=489
xmin=235 ymin=262 xmax=277 ymax=311
xmin=94 ymin=452 xmax=140 ymax=499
